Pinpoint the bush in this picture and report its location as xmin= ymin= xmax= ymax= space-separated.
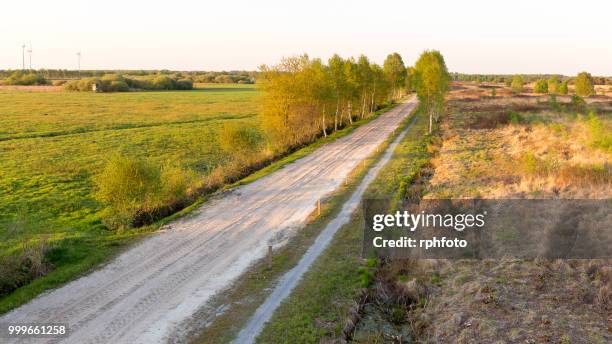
xmin=151 ymin=75 xmax=176 ymax=90
xmin=510 ymin=75 xmax=524 ymax=93
xmin=548 ymin=76 xmax=559 ymax=94
xmin=2 ymin=71 xmax=48 ymax=86
xmin=586 ymin=111 xmax=612 ymax=151
xmin=218 ymin=123 xmax=265 ymax=157
xmin=571 ymin=95 xmax=586 ymax=109
xmin=110 ymin=80 xmax=129 ymax=92
xmin=64 ymin=74 xmax=193 ymax=92
xmin=559 ymin=80 xmax=569 ymax=95
xmin=534 ymin=79 xmax=548 ymax=93
xmin=0 ymin=239 xmax=52 ymax=296
xmin=176 ymin=79 xmax=193 ymax=90
xmin=574 ymin=71 xmax=595 ymax=97
xmin=160 ymin=164 xmax=194 ymax=204
xmin=95 ymin=155 xmax=198 ymax=229
xmin=94 ymin=154 xmax=161 ymax=229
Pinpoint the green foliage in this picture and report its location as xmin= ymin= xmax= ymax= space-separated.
xmin=571 ymin=94 xmax=586 ymax=109
xmin=511 ymin=75 xmax=524 ymax=93
xmin=559 ymin=80 xmax=569 ymax=95
xmin=64 ymin=74 xmax=194 ymax=92
xmin=383 ymin=52 xmax=407 ymax=98
xmin=508 ymin=111 xmax=524 ymax=124
xmin=259 ymin=53 xmax=392 ymax=150
xmin=218 ymin=122 xmax=264 ymax=157
xmin=548 ymin=76 xmax=560 ymax=94
xmin=94 ymin=154 xmax=162 ymax=229
xmin=2 ymin=71 xmax=48 ymax=86
xmin=534 ymin=79 xmax=548 ymax=93
xmin=586 ymin=111 xmax=612 ymax=151
xmin=574 ymin=71 xmax=595 ymax=96
xmin=412 ymin=50 xmax=450 ymax=132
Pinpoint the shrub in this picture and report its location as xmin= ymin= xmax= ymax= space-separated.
xmin=176 ymin=79 xmax=193 ymax=90
xmin=218 ymin=123 xmax=265 ymax=157
xmin=151 ymin=75 xmax=176 ymax=90
xmin=571 ymin=95 xmax=586 ymax=109
xmin=548 ymin=76 xmax=559 ymax=94
xmin=94 ymin=154 xmax=161 ymax=229
xmin=534 ymin=79 xmax=548 ymax=93
xmin=510 ymin=75 xmax=524 ymax=93
xmin=574 ymin=71 xmax=595 ymax=96
xmin=586 ymin=111 xmax=612 ymax=151
xmin=559 ymin=80 xmax=569 ymax=95
xmin=2 ymin=71 xmax=48 ymax=86
xmin=160 ymin=164 xmax=194 ymax=204
xmin=110 ymin=80 xmax=129 ymax=92
xmin=0 ymin=239 xmax=52 ymax=296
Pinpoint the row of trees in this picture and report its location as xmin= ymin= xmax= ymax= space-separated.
xmin=1 ymin=71 xmax=49 ymax=85
xmin=452 ymin=73 xmax=612 ymax=86
xmin=0 ymin=69 xmax=257 ymax=84
xmin=63 ymin=74 xmax=193 ymax=92
xmin=259 ymin=53 xmax=407 ymax=149
xmin=516 ymin=72 xmax=595 ymax=96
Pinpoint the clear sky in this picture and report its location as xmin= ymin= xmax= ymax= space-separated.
xmin=1 ymin=0 xmax=610 ymax=75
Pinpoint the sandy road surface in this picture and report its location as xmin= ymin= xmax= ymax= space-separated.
xmin=235 ymin=108 xmax=417 ymax=344
xmin=0 ymin=98 xmax=417 ymax=344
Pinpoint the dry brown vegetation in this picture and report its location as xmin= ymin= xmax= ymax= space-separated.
xmin=355 ymin=82 xmax=611 ymax=343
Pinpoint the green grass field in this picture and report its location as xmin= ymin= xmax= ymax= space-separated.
xmin=0 ymin=85 xmax=259 ymax=307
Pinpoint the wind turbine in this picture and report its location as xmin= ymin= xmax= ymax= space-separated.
xmin=76 ymin=51 xmax=81 ymax=78
xmin=27 ymin=45 xmax=32 ymax=70
xmin=21 ymin=44 xmax=26 ymax=70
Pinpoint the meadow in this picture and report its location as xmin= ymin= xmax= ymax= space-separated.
xmin=0 ymin=84 xmax=259 ymax=306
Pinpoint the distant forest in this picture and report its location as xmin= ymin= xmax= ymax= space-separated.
xmin=451 ymin=72 xmax=612 ymax=85
xmin=0 ymin=69 xmax=257 ymax=84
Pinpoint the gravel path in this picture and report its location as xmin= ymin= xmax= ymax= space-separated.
xmin=234 ymin=102 xmax=417 ymax=344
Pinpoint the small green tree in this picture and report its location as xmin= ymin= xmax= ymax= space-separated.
xmin=534 ymin=79 xmax=548 ymax=94
xmin=383 ymin=53 xmax=407 ymax=99
xmin=548 ymin=76 xmax=559 ymax=94
xmin=559 ymin=80 xmax=569 ymax=95
xmin=574 ymin=71 xmax=595 ymax=96
xmin=511 ymin=75 xmax=524 ymax=93
xmin=413 ymin=50 xmax=450 ymax=133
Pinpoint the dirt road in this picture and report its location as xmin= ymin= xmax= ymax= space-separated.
xmin=0 ymin=98 xmax=417 ymax=344
xmin=235 ymin=108 xmax=417 ymax=344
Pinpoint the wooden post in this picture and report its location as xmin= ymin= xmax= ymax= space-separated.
xmin=267 ymin=245 xmax=272 ymax=269
xmin=317 ymin=199 xmax=321 ymax=216
xmin=344 ymin=177 xmax=348 ymax=186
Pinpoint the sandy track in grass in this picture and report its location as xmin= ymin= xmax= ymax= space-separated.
xmin=0 ymin=97 xmax=417 ymax=344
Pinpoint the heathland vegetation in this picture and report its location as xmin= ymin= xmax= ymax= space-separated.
xmin=254 ymin=78 xmax=611 ymax=343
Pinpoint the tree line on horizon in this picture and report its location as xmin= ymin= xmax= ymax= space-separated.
xmin=0 ymin=69 xmax=256 ymax=86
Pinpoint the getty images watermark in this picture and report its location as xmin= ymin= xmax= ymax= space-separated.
xmin=362 ymin=199 xmax=612 ymax=259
